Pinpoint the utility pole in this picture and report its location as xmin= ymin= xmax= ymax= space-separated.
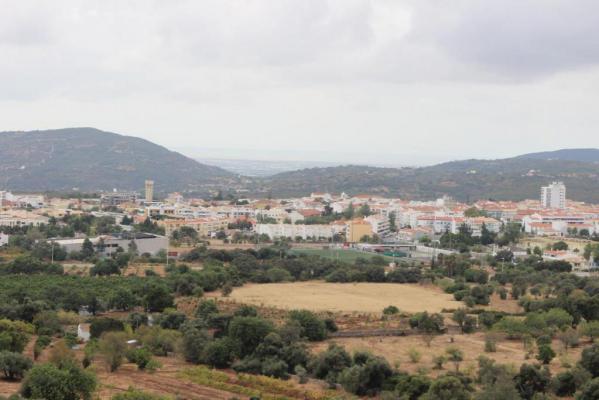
xmin=166 ymin=232 xmax=169 ymax=269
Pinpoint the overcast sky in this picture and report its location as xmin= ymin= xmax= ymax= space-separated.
xmin=1 ymin=0 xmax=599 ymax=165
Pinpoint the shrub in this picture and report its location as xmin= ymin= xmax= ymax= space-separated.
xmin=294 ymin=365 xmax=308 ymax=384
xmin=426 ymin=375 xmax=470 ymax=400
xmin=445 ymin=347 xmax=464 ymax=372
xmin=203 ymin=338 xmax=234 ymax=368
xmin=126 ymin=347 xmax=153 ymax=370
xmin=536 ymin=345 xmax=555 ymax=365
xmin=514 ymin=364 xmax=551 ymax=400
xmin=383 ymin=306 xmax=399 ymax=315
xmin=111 ymin=388 xmax=169 ymax=399
xmin=288 ymin=310 xmax=327 ymax=341
xmin=551 ymin=370 xmax=577 ymax=397
xmin=579 ymin=376 xmax=599 ymax=400
xmin=20 ymin=362 xmax=96 ymax=400
xmin=484 ymin=334 xmax=497 ymax=352
xmin=308 ymin=343 xmax=352 ymax=381
xmin=408 ymin=348 xmax=421 ymax=363
xmin=33 ymin=335 xmax=51 ymax=360
xmin=0 ymin=351 xmax=32 ymax=380
xmin=99 ymin=332 xmax=128 ymax=372
xmin=228 ymin=316 xmax=273 ymax=358
xmin=90 ymin=317 xmax=124 ymax=339
xmin=581 ymin=344 xmax=599 ymax=377
xmin=432 ymin=355 xmax=446 ymax=370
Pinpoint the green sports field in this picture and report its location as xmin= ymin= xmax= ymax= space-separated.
xmin=289 ymin=248 xmax=399 ymax=263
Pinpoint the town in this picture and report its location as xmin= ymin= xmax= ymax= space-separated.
xmin=1 ymin=180 xmax=597 ymax=271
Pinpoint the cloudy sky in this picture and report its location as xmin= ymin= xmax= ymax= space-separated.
xmin=1 ymin=0 xmax=599 ymax=165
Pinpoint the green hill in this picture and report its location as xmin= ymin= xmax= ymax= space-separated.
xmin=255 ymin=158 xmax=599 ymax=203
xmin=0 ymin=128 xmax=238 ymax=194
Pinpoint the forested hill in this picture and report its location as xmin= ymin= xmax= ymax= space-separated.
xmin=0 ymin=128 xmax=238 ymax=193
xmin=517 ymin=148 xmax=599 ymax=163
xmin=254 ymin=157 xmax=599 ymax=203
xmin=2 ymin=128 xmax=599 ymax=203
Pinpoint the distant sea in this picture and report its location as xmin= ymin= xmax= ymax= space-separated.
xmin=197 ymin=158 xmax=340 ymax=177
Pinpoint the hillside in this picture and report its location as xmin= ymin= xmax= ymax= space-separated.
xmin=254 ymin=157 xmax=599 ymax=203
xmin=518 ymin=148 xmax=599 ymax=163
xmin=0 ymin=128 xmax=238 ymax=193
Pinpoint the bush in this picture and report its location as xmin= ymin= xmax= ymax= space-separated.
xmin=202 ymin=338 xmax=234 ymax=368
xmin=536 ymin=345 xmax=555 ymax=365
xmin=338 ymin=353 xmax=392 ymax=396
xmin=484 ymin=334 xmax=497 ymax=353
xmin=551 ymin=370 xmax=577 ymax=397
xmin=20 ymin=362 xmax=96 ymax=400
xmin=288 ymin=310 xmax=327 ymax=341
xmin=426 ymin=375 xmax=470 ymax=400
xmin=308 ymin=343 xmax=352 ymax=381
xmin=581 ymin=344 xmax=599 ymax=377
xmin=111 ymin=388 xmax=169 ymax=399
xmin=0 ymin=319 xmax=32 ymax=353
xmin=294 ymin=365 xmax=308 ymax=384
xmin=0 ymin=351 xmax=32 ymax=380
xmin=408 ymin=348 xmax=422 ymax=363
xmin=182 ymin=327 xmax=210 ymax=364
xmin=136 ymin=326 xmax=181 ymax=356
xmin=126 ymin=347 xmax=153 ymax=370
xmin=514 ymin=364 xmax=551 ymax=400
xmin=99 ymin=332 xmax=128 ymax=372
xmin=383 ymin=306 xmax=399 ymax=315
xmin=228 ymin=316 xmax=273 ymax=358
xmin=33 ymin=335 xmax=51 ymax=360
xmin=90 ymin=317 xmax=124 ymax=339
xmin=578 ymin=377 xmax=599 ymax=400
xmin=394 ymin=374 xmax=431 ymax=400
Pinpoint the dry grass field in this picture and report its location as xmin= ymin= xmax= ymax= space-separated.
xmin=223 ymin=281 xmax=461 ymax=313
xmin=311 ymin=333 xmax=585 ymax=377
xmin=522 ymin=236 xmax=591 ymax=252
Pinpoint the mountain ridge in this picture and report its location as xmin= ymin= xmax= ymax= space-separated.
xmin=2 ymin=128 xmax=599 ymax=203
xmin=0 ymin=127 xmax=237 ymax=193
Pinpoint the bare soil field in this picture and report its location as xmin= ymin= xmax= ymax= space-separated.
xmin=222 ymin=281 xmax=461 ymax=313
xmin=311 ymin=333 xmax=585 ymax=377
xmin=122 ymin=263 xmax=167 ymax=277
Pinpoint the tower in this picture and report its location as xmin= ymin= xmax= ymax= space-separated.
xmin=145 ymin=180 xmax=154 ymax=203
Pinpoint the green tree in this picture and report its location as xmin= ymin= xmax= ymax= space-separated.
xmin=536 ymin=345 xmax=555 ymax=365
xmin=426 ymin=375 xmax=470 ymax=400
xmin=288 ymin=310 xmax=327 ymax=341
xmin=81 ymin=238 xmax=95 ymax=260
xmin=0 ymin=351 xmax=32 ymax=380
xmin=228 ymin=316 xmax=273 ymax=358
xmin=0 ymin=320 xmax=32 ymax=353
xmin=578 ymin=377 xmax=599 ymax=400
xmin=514 ymin=364 xmax=550 ymax=400
xmin=202 ymin=338 xmax=234 ymax=368
xmin=581 ymin=344 xmax=599 ymax=377
xmin=446 ymin=347 xmax=464 ymax=372
xmin=99 ymin=332 xmax=128 ymax=372
xmin=21 ymin=362 xmax=96 ymax=400
xmin=309 ymin=343 xmax=352 ymax=381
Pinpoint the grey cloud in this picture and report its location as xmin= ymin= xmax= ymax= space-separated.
xmin=411 ymin=0 xmax=599 ymax=79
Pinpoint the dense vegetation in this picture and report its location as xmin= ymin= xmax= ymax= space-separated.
xmin=4 ymin=237 xmax=599 ymax=399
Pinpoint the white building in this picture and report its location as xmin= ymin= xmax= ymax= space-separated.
xmin=365 ymin=215 xmax=391 ymax=238
xmin=541 ymin=182 xmax=566 ymax=209
xmin=0 ymin=212 xmax=49 ymax=228
xmin=0 ymin=232 xmax=10 ymax=246
xmin=256 ymin=223 xmax=340 ymax=240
